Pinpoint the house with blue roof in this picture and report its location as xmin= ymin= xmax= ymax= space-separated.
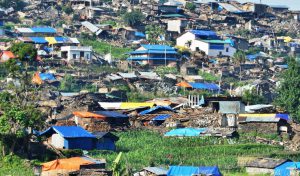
xmin=176 ymin=30 xmax=236 ymax=57
xmin=16 ymin=27 xmax=57 ymax=37
xmin=127 ymin=44 xmax=179 ymax=66
xmin=167 ymin=166 xmax=222 ymax=176
xmin=39 ymin=126 xmax=118 ymax=151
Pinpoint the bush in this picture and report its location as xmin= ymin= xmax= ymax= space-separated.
xmin=198 ymin=71 xmax=219 ymax=82
xmin=62 ymin=5 xmax=73 ymax=15
xmin=185 ymin=2 xmax=196 ymax=12
xmin=155 ymin=66 xmax=178 ymax=77
xmin=123 ymin=11 xmax=144 ymax=27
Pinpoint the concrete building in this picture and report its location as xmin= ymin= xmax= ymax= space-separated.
xmin=61 ymin=46 xmax=92 ymax=61
xmin=127 ymin=44 xmax=179 ymax=66
xmin=176 ymin=30 xmax=236 ymax=57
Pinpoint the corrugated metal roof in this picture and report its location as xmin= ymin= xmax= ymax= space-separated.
xmin=16 ymin=28 xmax=34 ymax=33
xmin=141 ymin=44 xmax=175 ymax=50
xmin=120 ymin=102 xmax=155 ymax=109
xmin=190 ymin=30 xmax=217 ymax=37
xmin=218 ymin=3 xmax=243 ymax=13
xmin=143 ymin=167 xmax=168 ymax=175
xmin=127 ymin=57 xmax=178 ymax=61
xmin=140 ymin=106 xmax=174 ymax=115
xmin=219 ymin=101 xmax=243 ymax=114
xmin=82 ymin=21 xmax=99 ymax=33
xmin=138 ymin=72 xmax=161 ymax=80
xmin=40 ymin=126 xmax=95 ymax=138
xmin=118 ymin=72 xmax=137 ymax=79
xmin=98 ymin=102 xmax=122 ymax=110
xmin=201 ymin=40 xmax=232 ymax=44
xmin=130 ymin=50 xmax=178 ymax=54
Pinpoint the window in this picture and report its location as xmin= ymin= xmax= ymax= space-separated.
xmin=73 ymin=54 xmax=76 ymax=59
xmin=226 ymin=48 xmax=229 ymax=52
xmin=80 ymin=51 xmax=84 ymax=57
xmin=219 ymin=52 xmax=222 ymax=56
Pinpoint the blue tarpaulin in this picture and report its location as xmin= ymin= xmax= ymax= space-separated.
xmin=274 ymin=162 xmax=300 ymax=176
xmin=164 ymin=128 xmax=207 ymax=137
xmin=140 ymin=106 xmax=174 ymax=115
xmin=152 ymin=114 xmax=171 ymax=121
xmin=55 ymin=37 xmax=67 ymax=43
xmin=94 ymin=111 xmax=128 ymax=118
xmin=135 ymin=31 xmax=146 ymax=38
xmin=190 ymin=30 xmax=218 ymax=39
xmin=167 ymin=166 xmax=199 ymax=176
xmin=31 ymin=27 xmax=56 ymax=33
xmin=39 ymin=73 xmax=56 ymax=81
xmin=189 ymin=82 xmax=219 ymax=91
xmin=30 ymin=37 xmax=48 ymax=44
xmin=275 ymin=114 xmax=289 ymax=121
xmin=39 ymin=126 xmax=95 ymax=138
xmin=167 ymin=166 xmax=221 ymax=176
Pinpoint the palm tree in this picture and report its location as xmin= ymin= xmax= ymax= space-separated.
xmin=233 ymin=50 xmax=246 ymax=81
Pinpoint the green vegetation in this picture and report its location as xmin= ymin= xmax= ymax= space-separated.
xmin=123 ymin=10 xmax=145 ymax=27
xmin=242 ymin=90 xmax=266 ymax=105
xmin=0 ymin=0 xmax=26 ymax=11
xmin=275 ymin=58 xmax=300 ymax=120
xmin=198 ymin=70 xmax=219 ymax=82
xmin=185 ymin=2 xmax=196 ymax=12
xmin=233 ymin=50 xmax=246 ymax=81
xmin=61 ymin=5 xmax=73 ymax=15
xmin=80 ymin=39 xmax=132 ymax=59
xmin=155 ymin=66 xmax=178 ymax=77
xmin=59 ymin=74 xmax=97 ymax=92
xmin=101 ymin=20 xmax=117 ymax=27
xmin=0 ymin=155 xmax=34 ymax=176
xmin=145 ymin=24 xmax=166 ymax=44
xmin=90 ymin=130 xmax=299 ymax=174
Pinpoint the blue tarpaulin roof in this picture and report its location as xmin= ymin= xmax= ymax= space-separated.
xmin=164 ymin=128 xmax=207 ymax=137
xmin=189 ymin=82 xmax=219 ymax=91
xmin=31 ymin=27 xmax=57 ymax=33
xmin=55 ymin=37 xmax=67 ymax=43
xmin=141 ymin=44 xmax=174 ymax=50
xmin=190 ymin=30 xmax=219 ymax=39
xmin=135 ymin=31 xmax=146 ymax=38
xmin=30 ymin=37 xmax=48 ymax=44
xmin=152 ymin=114 xmax=171 ymax=121
xmin=39 ymin=73 xmax=56 ymax=81
xmin=94 ymin=111 xmax=128 ymax=118
xmin=167 ymin=166 xmax=199 ymax=176
xmin=39 ymin=126 xmax=96 ymax=138
xmin=274 ymin=162 xmax=300 ymax=176
xmin=140 ymin=106 xmax=174 ymax=115
xmin=129 ymin=50 xmax=178 ymax=54
xmin=127 ymin=57 xmax=178 ymax=61
xmin=275 ymin=114 xmax=289 ymax=121
xmin=167 ymin=166 xmax=221 ymax=176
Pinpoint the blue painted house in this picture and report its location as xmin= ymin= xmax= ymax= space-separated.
xmin=39 ymin=126 xmax=118 ymax=151
xmin=127 ymin=44 xmax=179 ymax=66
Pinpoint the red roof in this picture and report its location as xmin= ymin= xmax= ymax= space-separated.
xmin=1 ymin=51 xmax=16 ymax=59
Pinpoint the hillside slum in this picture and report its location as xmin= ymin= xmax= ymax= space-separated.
xmin=1 ymin=0 xmax=300 ymax=175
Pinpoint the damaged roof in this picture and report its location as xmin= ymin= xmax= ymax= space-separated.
xmin=246 ymin=158 xmax=290 ymax=169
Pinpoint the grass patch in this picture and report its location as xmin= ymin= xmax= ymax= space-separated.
xmin=89 ymin=130 xmax=295 ymax=174
xmin=0 ymin=155 xmax=34 ymax=176
xmin=80 ymin=39 xmax=132 ymax=59
xmin=198 ymin=71 xmax=219 ymax=82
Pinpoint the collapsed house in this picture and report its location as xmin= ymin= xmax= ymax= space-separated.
xmin=245 ymin=158 xmax=291 ymax=175
xmin=39 ymin=156 xmax=109 ymax=176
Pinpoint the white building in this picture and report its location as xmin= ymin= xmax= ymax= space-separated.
xmin=167 ymin=19 xmax=188 ymax=33
xmin=61 ymin=46 xmax=92 ymax=61
xmin=176 ymin=30 xmax=236 ymax=57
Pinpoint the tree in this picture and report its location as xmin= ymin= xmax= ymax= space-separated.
xmin=123 ymin=11 xmax=144 ymax=27
xmin=145 ymin=24 xmax=166 ymax=44
xmin=185 ymin=2 xmax=196 ymax=12
xmin=0 ymin=0 xmax=26 ymax=11
xmin=275 ymin=58 xmax=300 ymax=121
xmin=0 ymin=92 xmax=43 ymax=156
xmin=62 ymin=5 xmax=73 ymax=15
xmin=232 ymin=50 xmax=246 ymax=81
xmin=10 ymin=43 xmax=37 ymax=88
xmin=242 ymin=90 xmax=266 ymax=105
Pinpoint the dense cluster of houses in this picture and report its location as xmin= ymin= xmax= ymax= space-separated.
xmin=1 ymin=0 xmax=300 ymax=175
